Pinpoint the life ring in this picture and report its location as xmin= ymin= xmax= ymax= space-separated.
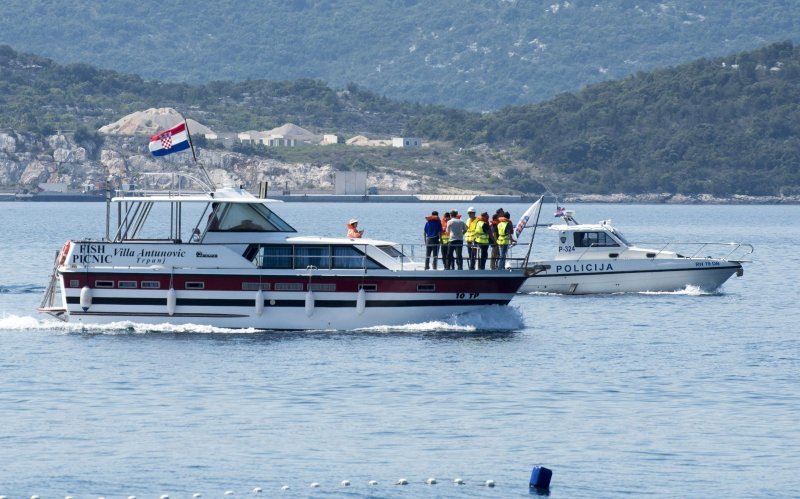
xmin=58 ymin=240 xmax=71 ymax=266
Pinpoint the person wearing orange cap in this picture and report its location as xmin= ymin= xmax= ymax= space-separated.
xmin=347 ymin=219 xmax=364 ymax=238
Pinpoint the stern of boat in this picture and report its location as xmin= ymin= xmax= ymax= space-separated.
xmin=37 ymin=242 xmax=70 ymax=321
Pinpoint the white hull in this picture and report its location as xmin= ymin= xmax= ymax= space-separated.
xmin=63 ymin=292 xmax=513 ymax=329
xmin=521 ymin=259 xmax=742 ymax=294
xmin=55 ymin=268 xmax=525 ymax=330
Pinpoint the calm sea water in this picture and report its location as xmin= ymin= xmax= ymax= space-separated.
xmin=0 ymin=201 xmax=798 ymax=497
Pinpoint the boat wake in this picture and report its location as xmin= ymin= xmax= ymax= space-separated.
xmin=0 ymin=315 xmax=263 ymax=335
xmin=1 ymin=306 xmax=525 ymax=335
xmin=0 ymin=283 xmax=46 ymax=294
xmin=355 ymin=306 xmax=525 ymax=333
xmin=639 ymin=285 xmax=720 ymax=296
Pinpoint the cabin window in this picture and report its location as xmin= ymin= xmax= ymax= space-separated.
xmin=359 ymin=284 xmax=377 ymax=292
xmin=332 ymin=245 xmax=383 ymax=269
xmin=295 ymin=246 xmax=330 ymax=269
xmin=185 ymin=282 xmax=205 ymax=289
xmin=309 ymin=283 xmax=336 ymax=292
xmin=95 ymin=280 xmax=114 ymax=288
xmin=417 ymin=284 xmax=435 ymax=292
xmin=208 ymin=203 xmax=295 ymax=232
xmin=574 ymin=231 xmax=619 ymax=248
xmin=141 ymin=281 xmax=161 ymax=289
xmin=69 ymin=279 xmax=80 ymax=288
xmin=258 ymin=246 xmax=293 ymax=269
xmin=377 ymin=245 xmax=404 ymax=258
xmin=275 ymin=282 xmax=304 ymax=291
xmin=118 ymin=281 xmax=137 ymax=289
xmin=242 ymin=282 xmax=271 ymax=291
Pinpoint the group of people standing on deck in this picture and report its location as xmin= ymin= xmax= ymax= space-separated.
xmin=423 ymin=207 xmax=516 ymax=271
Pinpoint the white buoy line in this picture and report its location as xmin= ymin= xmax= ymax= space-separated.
xmin=8 ymin=476 xmax=501 ymax=497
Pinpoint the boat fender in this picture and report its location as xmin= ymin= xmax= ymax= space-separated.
xmin=79 ymin=285 xmax=92 ymax=311
xmin=166 ymin=287 xmax=177 ymax=316
xmin=59 ymin=240 xmax=72 ymax=266
xmin=255 ymin=289 xmax=264 ymax=317
xmin=356 ymin=287 xmax=366 ymax=315
xmin=305 ymin=290 xmax=315 ymax=317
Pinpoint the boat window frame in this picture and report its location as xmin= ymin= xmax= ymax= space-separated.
xmin=253 ymin=244 xmax=385 ymax=270
xmin=206 ymin=202 xmax=296 ymax=233
xmin=573 ymin=231 xmax=621 ymax=248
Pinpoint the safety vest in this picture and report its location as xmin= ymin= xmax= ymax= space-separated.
xmin=474 ymin=220 xmax=490 ymax=244
xmin=497 ymin=221 xmax=511 ymax=245
xmin=441 ymin=230 xmax=450 ymax=244
xmin=465 ymin=217 xmax=478 ymax=243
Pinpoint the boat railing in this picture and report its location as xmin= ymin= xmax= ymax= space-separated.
xmin=390 ymin=242 xmax=533 ymax=271
xmin=632 ymin=241 xmax=754 ymax=260
xmin=115 ymin=172 xmax=214 ymax=198
xmin=247 ymin=242 xmax=533 ymax=272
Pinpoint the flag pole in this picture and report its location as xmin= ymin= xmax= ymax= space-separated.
xmin=522 ymin=195 xmax=545 ymax=268
xmin=184 ymin=118 xmax=216 ymax=191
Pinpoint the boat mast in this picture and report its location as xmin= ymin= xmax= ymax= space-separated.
xmin=522 ymin=195 xmax=545 ymax=268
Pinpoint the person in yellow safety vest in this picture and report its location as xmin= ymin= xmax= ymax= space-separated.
xmin=496 ymin=211 xmax=516 ymax=269
xmin=441 ymin=211 xmax=451 ymax=270
xmin=474 ymin=212 xmax=495 ymax=270
xmin=465 ymin=207 xmax=478 ymax=270
xmin=489 ymin=213 xmax=500 ymax=269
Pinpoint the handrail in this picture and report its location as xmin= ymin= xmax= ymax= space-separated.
xmin=632 ymin=241 xmax=754 ymax=260
xmin=117 ymin=172 xmax=214 ymax=197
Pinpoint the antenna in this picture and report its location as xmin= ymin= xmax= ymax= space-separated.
xmin=184 ymin=118 xmax=216 ymax=191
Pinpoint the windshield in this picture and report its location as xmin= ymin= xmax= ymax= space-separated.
xmin=377 ymin=245 xmax=405 ymax=258
xmin=206 ymin=202 xmax=296 ymax=232
xmin=610 ymin=228 xmax=630 ymax=246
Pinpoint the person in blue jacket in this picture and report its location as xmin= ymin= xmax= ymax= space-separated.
xmin=423 ymin=211 xmax=443 ymax=270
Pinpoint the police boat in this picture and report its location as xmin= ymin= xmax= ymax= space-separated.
xmin=519 ymin=210 xmax=752 ymax=295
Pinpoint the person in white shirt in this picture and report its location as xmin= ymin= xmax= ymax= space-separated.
xmin=445 ymin=209 xmax=467 ymax=270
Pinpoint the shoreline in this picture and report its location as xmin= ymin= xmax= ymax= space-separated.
xmin=2 ymin=192 xmax=799 ymax=204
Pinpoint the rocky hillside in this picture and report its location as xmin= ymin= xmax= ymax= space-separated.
xmin=0 ymin=130 xmax=497 ymax=194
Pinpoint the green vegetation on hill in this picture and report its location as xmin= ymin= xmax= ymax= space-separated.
xmin=0 ymin=45 xmax=426 ymax=136
xmin=3 ymin=42 xmax=800 ymax=196
xmin=406 ymin=42 xmax=800 ymax=196
xmin=1 ymin=1 xmax=800 ymax=110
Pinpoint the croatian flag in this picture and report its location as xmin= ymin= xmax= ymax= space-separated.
xmin=515 ymin=196 xmax=543 ymax=237
xmin=554 ymin=206 xmax=566 ymax=218
xmin=149 ymin=122 xmax=191 ymax=157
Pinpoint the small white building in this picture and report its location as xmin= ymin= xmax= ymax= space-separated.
xmin=38 ymin=182 xmax=68 ymax=192
xmin=266 ymin=135 xmax=296 ymax=147
xmin=335 ymin=171 xmax=367 ymax=195
xmin=392 ymin=137 xmax=421 ymax=148
xmin=322 ymin=134 xmax=339 ymax=145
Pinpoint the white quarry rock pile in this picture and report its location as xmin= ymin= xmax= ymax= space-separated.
xmin=98 ymin=107 xmax=215 ymax=136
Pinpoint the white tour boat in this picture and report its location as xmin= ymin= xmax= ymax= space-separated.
xmin=39 ymin=175 xmax=528 ymax=329
xmin=519 ymin=211 xmax=752 ymax=295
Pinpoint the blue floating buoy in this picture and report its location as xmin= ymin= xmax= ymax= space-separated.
xmin=529 ymin=466 xmax=552 ymax=490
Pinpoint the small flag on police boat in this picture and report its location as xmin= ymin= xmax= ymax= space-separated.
xmin=515 ymin=196 xmax=543 ymax=237
xmin=148 ymin=122 xmax=191 ymax=157
xmin=554 ymin=206 xmax=566 ymax=218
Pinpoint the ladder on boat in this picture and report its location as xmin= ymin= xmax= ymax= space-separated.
xmin=37 ymin=250 xmax=67 ymax=321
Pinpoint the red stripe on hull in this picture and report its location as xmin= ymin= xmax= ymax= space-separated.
xmin=61 ymin=272 xmax=526 ymax=294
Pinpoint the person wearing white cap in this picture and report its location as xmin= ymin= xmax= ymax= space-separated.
xmin=465 ymin=207 xmax=478 ymax=270
xmin=347 ymin=218 xmax=364 ymax=238
xmin=445 ymin=209 xmax=467 ymax=270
